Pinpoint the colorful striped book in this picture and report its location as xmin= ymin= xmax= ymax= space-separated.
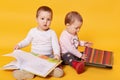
xmin=84 ymin=47 xmax=113 ymax=68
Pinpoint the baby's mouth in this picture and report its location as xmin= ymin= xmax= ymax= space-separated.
xmin=44 ymin=24 xmax=47 ymax=27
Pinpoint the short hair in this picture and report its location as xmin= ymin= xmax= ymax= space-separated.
xmin=65 ymin=11 xmax=83 ymax=25
xmin=36 ymin=6 xmax=53 ymax=19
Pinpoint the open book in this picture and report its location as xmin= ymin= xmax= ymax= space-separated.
xmin=2 ymin=50 xmax=62 ymax=77
xmin=84 ymin=47 xmax=113 ymax=68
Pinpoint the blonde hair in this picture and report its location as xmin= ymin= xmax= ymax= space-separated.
xmin=65 ymin=11 xmax=83 ymax=25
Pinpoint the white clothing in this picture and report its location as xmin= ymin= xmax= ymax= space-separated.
xmin=18 ymin=27 xmax=60 ymax=56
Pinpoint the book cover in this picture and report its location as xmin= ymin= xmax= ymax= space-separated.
xmin=84 ymin=47 xmax=113 ymax=68
xmin=2 ymin=50 xmax=62 ymax=77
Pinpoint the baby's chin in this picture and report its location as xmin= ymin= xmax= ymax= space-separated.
xmin=42 ymin=27 xmax=50 ymax=31
xmin=72 ymin=32 xmax=77 ymax=35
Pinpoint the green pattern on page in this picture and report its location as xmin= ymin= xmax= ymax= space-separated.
xmin=31 ymin=52 xmax=39 ymax=56
xmin=31 ymin=52 xmax=59 ymax=63
xmin=48 ymin=58 xmax=59 ymax=63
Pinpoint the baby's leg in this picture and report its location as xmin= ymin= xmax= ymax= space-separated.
xmin=13 ymin=69 xmax=35 ymax=80
xmin=62 ymin=53 xmax=85 ymax=74
xmin=49 ymin=67 xmax=64 ymax=78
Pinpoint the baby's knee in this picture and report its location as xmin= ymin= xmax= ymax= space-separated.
xmin=50 ymin=67 xmax=64 ymax=78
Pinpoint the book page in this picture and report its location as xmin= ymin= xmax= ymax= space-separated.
xmin=2 ymin=60 xmax=19 ymax=70
xmin=3 ymin=50 xmax=62 ymax=77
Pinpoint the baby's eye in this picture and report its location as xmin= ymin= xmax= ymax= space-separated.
xmin=41 ymin=18 xmax=44 ymax=20
xmin=47 ymin=18 xmax=51 ymax=21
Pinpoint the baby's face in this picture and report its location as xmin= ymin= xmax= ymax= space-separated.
xmin=67 ymin=20 xmax=82 ymax=35
xmin=36 ymin=11 xmax=52 ymax=31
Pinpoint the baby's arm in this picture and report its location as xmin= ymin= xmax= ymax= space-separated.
xmin=51 ymin=30 xmax=61 ymax=61
xmin=53 ymin=54 xmax=61 ymax=61
xmin=79 ymin=40 xmax=92 ymax=60
xmin=14 ymin=44 xmax=20 ymax=50
xmin=14 ymin=29 xmax=33 ymax=50
xmin=79 ymin=40 xmax=93 ymax=47
xmin=60 ymin=34 xmax=82 ymax=58
xmin=84 ymin=42 xmax=93 ymax=47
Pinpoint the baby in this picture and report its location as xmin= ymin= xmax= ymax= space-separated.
xmin=59 ymin=11 xmax=92 ymax=74
xmin=13 ymin=6 xmax=64 ymax=80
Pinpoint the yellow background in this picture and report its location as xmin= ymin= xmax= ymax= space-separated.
xmin=0 ymin=0 xmax=120 ymax=80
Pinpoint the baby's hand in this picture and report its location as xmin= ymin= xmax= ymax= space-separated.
xmin=81 ymin=54 xmax=87 ymax=61
xmin=14 ymin=45 xmax=20 ymax=50
xmin=53 ymin=54 xmax=61 ymax=61
xmin=84 ymin=42 xmax=93 ymax=47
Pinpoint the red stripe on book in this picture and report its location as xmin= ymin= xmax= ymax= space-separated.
xmin=102 ymin=51 xmax=107 ymax=64
xmin=92 ymin=49 xmax=98 ymax=63
xmin=105 ymin=51 xmax=111 ymax=65
xmin=89 ymin=49 xmax=94 ymax=63
xmin=85 ymin=47 xmax=92 ymax=62
xmin=96 ymin=50 xmax=103 ymax=64
xmin=84 ymin=47 xmax=89 ymax=62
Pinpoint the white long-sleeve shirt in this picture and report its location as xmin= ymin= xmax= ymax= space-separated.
xmin=18 ymin=27 xmax=60 ymax=56
xmin=59 ymin=30 xmax=86 ymax=58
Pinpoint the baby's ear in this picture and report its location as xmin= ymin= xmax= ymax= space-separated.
xmin=66 ymin=23 xmax=70 ymax=26
xmin=36 ymin=18 xmax=38 ymax=22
